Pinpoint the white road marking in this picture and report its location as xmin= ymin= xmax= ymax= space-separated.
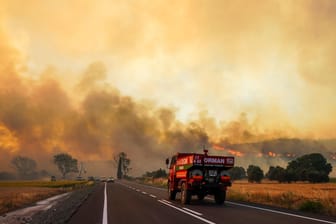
xmin=142 ymin=191 xmax=147 ymax=195
xmin=205 ymin=196 xmax=336 ymax=224
xmin=182 ymin=207 xmax=203 ymax=216
xmin=158 ymin=200 xmax=216 ymax=224
xmin=149 ymin=194 xmax=157 ymax=198
xmin=226 ymin=201 xmax=336 ymax=224
xmin=102 ymin=182 xmax=108 ymax=224
xmin=161 ymin=199 xmax=172 ymax=204
xmin=111 ymin=181 xmax=336 ymax=224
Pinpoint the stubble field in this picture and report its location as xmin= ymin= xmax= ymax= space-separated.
xmin=141 ymin=178 xmax=336 ymax=216
xmin=228 ymin=180 xmax=336 ymax=216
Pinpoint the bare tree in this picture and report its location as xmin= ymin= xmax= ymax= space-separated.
xmin=115 ymin=152 xmax=131 ymax=179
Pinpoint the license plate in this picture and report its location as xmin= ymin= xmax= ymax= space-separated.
xmin=209 ymin=170 xmax=217 ymax=176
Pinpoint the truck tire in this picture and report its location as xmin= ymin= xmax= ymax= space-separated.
xmin=168 ymin=186 xmax=177 ymax=200
xmin=197 ymin=193 xmax=205 ymax=201
xmin=181 ymin=183 xmax=191 ymax=204
xmin=214 ymin=190 xmax=226 ymax=205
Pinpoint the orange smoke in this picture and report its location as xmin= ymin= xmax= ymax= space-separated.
xmin=0 ymin=124 xmax=19 ymax=153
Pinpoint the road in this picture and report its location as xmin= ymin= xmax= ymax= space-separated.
xmin=68 ymin=180 xmax=336 ymax=224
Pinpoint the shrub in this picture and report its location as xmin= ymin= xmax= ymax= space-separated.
xmin=229 ymin=167 xmax=246 ymax=180
xmin=299 ymin=200 xmax=324 ymax=213
xmin=247 ymin=165 xmax=264 ymax=183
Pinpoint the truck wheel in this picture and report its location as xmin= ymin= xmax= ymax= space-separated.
xmin=197 ymin=193 xmax=205 ymax=201
xmin=168 ymin=186 xmax=176 ymax=200
xmin=214 ymin=190 xmax=226 ymax=205
xmin=181 ymin=183 xmax=191 ymax=204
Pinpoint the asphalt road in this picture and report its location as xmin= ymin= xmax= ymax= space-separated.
xmin=68 ymin=180 xmax=336 ymax=224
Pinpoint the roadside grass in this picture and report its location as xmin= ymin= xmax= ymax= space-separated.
xmin=329 ymin=178 xmax=336 ymax=183
xmin=0 ymin=180 xmax=93 ymax=188
xmin=138 ymin=177 xmax=336 ymax=216
xmin=227 ymin=180 xmax=336 ymax=216
xmin=136 ymin=177 xmax=167 ymax=188
xmin=0 ymin=180 xmax=94 ymax=215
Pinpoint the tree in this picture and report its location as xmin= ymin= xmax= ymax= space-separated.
xmin=53 ymin=153 xmax=78 ymax=179
xmin=247 ymin=165 xmax=264 ymax=183
xmin=11 ymin=156 xmax=37 ymax=179
xmin=115 ymin=152 xmax=131 ymax=179
xmin=117 ymin=156 xmax=122 ymax=179
xmin=286 ymin=153 xmax=332 ymax=183
xmin=228 ymin=166 xmax=246 ymax=180
xmin=266 ymin=166 xmax=287 ymax=183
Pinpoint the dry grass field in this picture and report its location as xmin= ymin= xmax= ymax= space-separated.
xmin=0 ymin=187 xmax=64 ymax=214
xmin=0 ymin=180 xmax=93 ymax=214
xmin=228 ymin=180 xmax=336 ymax=216
xmin=141 ymin=178 xmax=336 ymax=216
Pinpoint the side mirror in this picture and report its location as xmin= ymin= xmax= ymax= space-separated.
xmin=165 ymin=158 xmax=169 ymax=167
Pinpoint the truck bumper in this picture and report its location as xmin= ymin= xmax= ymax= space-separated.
xmin=189 ymin=181 xmax=231 ymax=191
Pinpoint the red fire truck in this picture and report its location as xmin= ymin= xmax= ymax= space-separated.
xmin=166 ymin=150 xmax=234 ymax=204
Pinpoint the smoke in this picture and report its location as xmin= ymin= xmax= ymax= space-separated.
xmin=76 ymin=61 xmax=107 ymax=92
xmin=0 ymin=1 xmax=336 ymax=176
xmin=1 ymin=69 xmax=335 ymax=176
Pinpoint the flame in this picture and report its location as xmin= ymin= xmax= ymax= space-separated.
xmin=213 ymin=144 xmax=225 ymax=150
xmin=268 ymin=151 xmax=277 ymax=157
xmin=212 ymin=144 xmax=244 ymax=157
xmin=285 ymin=153 xmax=296 ymax=158
xmin=330 ymin=153 xmax=336 ymax=160
xmin=228 ymin=149 xmax=244 ymax=157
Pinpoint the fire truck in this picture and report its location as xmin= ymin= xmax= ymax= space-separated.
xmin=166 ymin=150 xmax=234 ymax=204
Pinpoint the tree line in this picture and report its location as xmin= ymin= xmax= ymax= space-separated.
xmin=229 ymin=153 xmax=333 ymax=183
xmin=0 ymin=153 xmax=79 ymax=180
xmin=140 ymin=153 xmax=333 ymax=184
xmin=0 ymin=151 xmax=132 ymax=181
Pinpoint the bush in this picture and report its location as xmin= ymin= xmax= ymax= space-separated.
xmin=286 ymin=153 xmax=332 ymax=183
xmin=143 ymin=168 xmax=167 ymax=178
xmin=228 ymin=167 xmax=246 ymax=180
xmin=247 ymin=165 xmax=264 ymax=183
xmin=266 ymin=166 xmax=286 ymax=182
xmin=299 ymin=200 xmax=324 ymax=213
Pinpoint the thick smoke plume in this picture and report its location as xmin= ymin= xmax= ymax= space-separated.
xmin=1 ymin=55 xmax=335 ymax=175
xmin=1 ymin=1 xmax=336 ymax=176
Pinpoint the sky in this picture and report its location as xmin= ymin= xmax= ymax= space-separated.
xmin=0 ymin=0 xmax=335 ymax=176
